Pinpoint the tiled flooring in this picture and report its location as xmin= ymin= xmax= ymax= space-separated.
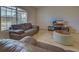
xmin=33 ymin=30 xmax=79 ymax=51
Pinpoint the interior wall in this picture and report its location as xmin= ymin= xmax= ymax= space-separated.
xmin=37 ymin=6 xmax=79 ymax=32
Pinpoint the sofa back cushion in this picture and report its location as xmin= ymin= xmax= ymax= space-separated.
xmin=11 ymin=23 xmax=32 ymax=30
xmin=11 ymin=24 xmax=23 ymax=30
xmin=24 ymin=23 xmax=32 ymax=30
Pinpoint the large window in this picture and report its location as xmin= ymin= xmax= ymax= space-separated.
xmin=0 ymin=6 xmax=27 ymax=31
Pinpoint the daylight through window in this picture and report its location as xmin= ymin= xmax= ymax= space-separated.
xmin=0 ymin=6 xmax=27 ymax=31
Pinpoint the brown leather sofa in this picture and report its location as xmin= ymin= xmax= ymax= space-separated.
xmin=9 ymin=23 xmax=39 ymax=40
xmin=0 ymin=36 xmax=74 ymax=52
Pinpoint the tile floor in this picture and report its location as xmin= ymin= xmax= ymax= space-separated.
xmin=33 ymin=30 xmax=79 ymax=51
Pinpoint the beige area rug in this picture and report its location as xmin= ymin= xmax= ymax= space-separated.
xmin=33 ymin=30 xmax=79 ymax=51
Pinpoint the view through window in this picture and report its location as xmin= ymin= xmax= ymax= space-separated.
xmin=0 ymin=6 xmax=27 ymax=31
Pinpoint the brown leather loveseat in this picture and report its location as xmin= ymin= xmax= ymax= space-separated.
xmin=9 ymin=23 xmax=39 ymax=40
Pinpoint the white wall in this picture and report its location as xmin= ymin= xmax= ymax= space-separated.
xmin=37 ymin=6 xmax=79 ymax=32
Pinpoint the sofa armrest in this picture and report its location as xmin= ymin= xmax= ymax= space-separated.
xmin=36 ymin=41 xmax=65 ymax=52
xmin=9 ymin=27 xmax=12 ymax=30
xmin=25 ymin=44 xmax=50 ymax=52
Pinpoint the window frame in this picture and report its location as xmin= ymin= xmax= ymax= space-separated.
xmin=0 ymin=6 xmax=27 ymax=31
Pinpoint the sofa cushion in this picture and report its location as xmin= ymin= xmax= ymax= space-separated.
xmin=20 ymin=24 xmax=26 ymax=30
xmin=24 ymin=23 xmax=32 ymax=30
xmin=24 ymin=29 xmax=36 ymax=35
xmin=20 ymin=36 xmax=37 ymax=45
xmin=9 ymin=29 xmax=24 ymax=34
xmin=0 ymin=39 xmax=28 ymax=52
xmin=11 ymin=24 xmax=22 ymax=30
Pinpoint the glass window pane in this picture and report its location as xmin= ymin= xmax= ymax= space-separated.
xmin=6 ymin=8 xmax=12 ymax=30
xmin=1 ymin=7 xmax=7 ymax=31
xmin=12 ymin=10 xmax=16 ymax=24
xmin=17 ymin=11 xmax=27 ymax=24
xmin=12 ymin=17 xmax=16 ymax=24
xmin=1 ymin=17 xmax=7 ymax=31
xmin=22 ymin=12 xmax=27 ymax=23
xmin=7 ymin=8 xmax=12 ymax=17
xmin=12 ymin=10 xmax=16 ymax=18
xmin=1 ymin=7 xmax=7 ymax=17
xmin=6 ymin=17 xmax=12 ymax=30
xmin=1 ymin=6 xmax=27 ymax=31
xmin=17 ymin=11 xmax=22 ymax=24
